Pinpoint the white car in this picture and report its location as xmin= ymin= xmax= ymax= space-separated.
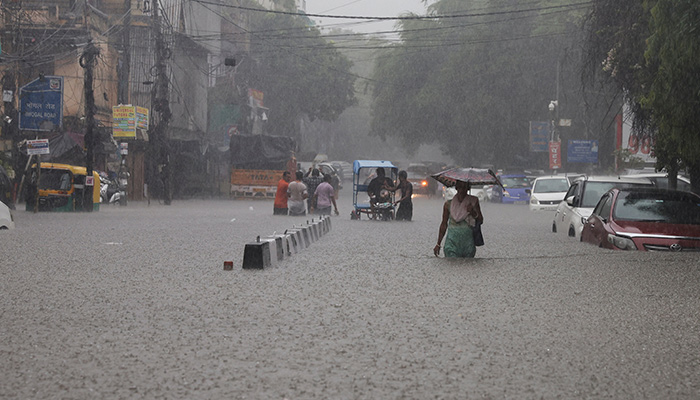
xmin=553 ymin=175 xmax=653 ymax=238
xmin=529 ymin=175 xmax=571 ymax=211
xmin=621 ymin=172 xmax=691 ymax=191
xmin=469 ymin=185 xmax=488 ymax=202
xmin=0 ymin=201 xmax=14 ymax=230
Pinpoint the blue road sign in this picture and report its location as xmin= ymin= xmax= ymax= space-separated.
xmin=19 ymin=76 xmax=63 ymax=131
xmin=530 ymin=121 xmax=549 ymax=152
xmin=567 ymin=140 xmax=599 ymax=163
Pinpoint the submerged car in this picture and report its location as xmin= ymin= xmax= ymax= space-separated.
xmin=553 ymin=175 xmax=653 ymax=239
xmin=493 ymin=174 xmax=532 ymax=204
xmin=622 ymin=172 xmax=691 ymax=191
xmin=581 ymin=188 xmax=700 ymax=251
xmin=406 ymin=170 xmax=432 ymax=195
xmin=0 ymin=200 xmax=14 ymax=230
xmin=528 ymin=175 xmax=571 ymax=211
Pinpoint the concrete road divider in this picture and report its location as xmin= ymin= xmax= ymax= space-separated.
xmin=242 ymin=237 xmax=272 ymax=269
xmin=240 ymin=216 xmax=332 ymax=269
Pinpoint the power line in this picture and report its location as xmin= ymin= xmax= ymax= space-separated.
xmin=191 ymin=0 xmax=593 ymax=21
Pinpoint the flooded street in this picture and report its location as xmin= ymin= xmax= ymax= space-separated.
xmin=2 ymin=191 xmax=699 ymax=399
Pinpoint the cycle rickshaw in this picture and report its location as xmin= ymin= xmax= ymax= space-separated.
xmin=350 ymin=160 xmax=398 ymax=220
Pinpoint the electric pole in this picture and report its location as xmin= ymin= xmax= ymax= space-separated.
xmin=81 ymin=40 xmax=99 ymax=211
xmin=3 ymin=0 xmax=21 ymax=203
xmin=149 ymin=0 xmax=172 ymax=205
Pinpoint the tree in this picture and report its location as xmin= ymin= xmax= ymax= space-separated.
xmin=642 ymin=0 xmax=700 ymax=192
xmin=234 ymin=5 xmax=357 ymax=140
xmin=371 ymin=0 xmax=611 ymax=170
xmin=583 ymin=0 xmax=700 ymax=193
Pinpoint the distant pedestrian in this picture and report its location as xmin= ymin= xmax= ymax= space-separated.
xmin=287 ymin=171 xmax=308 ymax=216
xmin=312 ymin=174 xmax=339 ymax=216
xmin=387 ymin=170 xmax=413 ymax=221
xmin=273 ymin=171 xmax=291 ymax=215
xmin=303 ymin=167 xmax=324 ymax=214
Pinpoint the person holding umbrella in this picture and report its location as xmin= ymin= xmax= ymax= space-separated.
xmin=432 ymin=168 xmax=498 ymax=258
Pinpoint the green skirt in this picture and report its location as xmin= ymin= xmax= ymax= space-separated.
xmin=444 ymin=219 xmax=476 ymax=258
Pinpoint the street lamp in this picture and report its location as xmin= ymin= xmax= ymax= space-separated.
xmin=548 ymin=100 xmax=558 ymax=141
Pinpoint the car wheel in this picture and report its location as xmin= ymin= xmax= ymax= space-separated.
xmin=552 ymin=222 xmax=557 ymax=233
xmin=568 ymin=226 xmax=575 ymax=237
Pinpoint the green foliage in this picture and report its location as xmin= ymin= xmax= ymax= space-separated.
xmin=585 ymin=0 xmax=700 ymax=191
xmin=371 ymin=0 xmax=610 ymax=169
xmin=234 ymin=3 xmax=357 ymax=137
xmin=642 ymin=0 xmax=700 ymax=173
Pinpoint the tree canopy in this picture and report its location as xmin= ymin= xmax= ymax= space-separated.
xmin=370 ymin=0 xmax=607 ymax=170
xmin=584 ymin=0 xmax=700 ymax=192
xmin=233 ymin=1 xmax=357 ymax=138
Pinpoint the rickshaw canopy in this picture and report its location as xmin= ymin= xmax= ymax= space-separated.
xmin=352 ymin=160 xmax=398 ymax=174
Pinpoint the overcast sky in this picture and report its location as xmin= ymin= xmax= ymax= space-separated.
xmin=305 ymin=0 xmax=430 ymax=36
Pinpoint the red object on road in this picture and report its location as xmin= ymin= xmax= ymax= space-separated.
xmin=581 ymin=188 xmax=700 ymax=251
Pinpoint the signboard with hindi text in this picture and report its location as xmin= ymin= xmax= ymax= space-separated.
xmin=19 ymin=76 xmax=63 ymax=131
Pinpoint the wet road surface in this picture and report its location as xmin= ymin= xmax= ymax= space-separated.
xmin=2 ymin=191 xmax=699 ymax=398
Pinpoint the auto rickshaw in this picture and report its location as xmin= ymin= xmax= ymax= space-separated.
xmin=25 ymin=163 xmax=101 ymax=212
xmin=351 ymin=160 xmax=398 ymax=220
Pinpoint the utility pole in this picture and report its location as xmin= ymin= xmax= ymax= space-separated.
xmin=81 ymin=40 xmax=99 ymax=211
xmin=118 ymin=0 xmax=131 ymax=105
xmin=3 ymin=0 xmax=21 ymax=203
xmin=149 ymin=0 xmax=173 ymax=205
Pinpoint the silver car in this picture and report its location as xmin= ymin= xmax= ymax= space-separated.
xmin=553 ymin=175 xmax=652 ymax=238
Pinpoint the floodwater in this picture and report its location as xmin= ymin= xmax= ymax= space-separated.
xmin=1 ymin=190 xmax=699 ymax=398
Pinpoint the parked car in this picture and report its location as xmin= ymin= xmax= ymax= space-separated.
xmin=0 ymin=165 xmax=13 ymax=210
xmin=553 ymin=175 xmax=653 ymax=239
xmin=493 ymin=174 xmax=532 ymax=204
xmin=622 ymin=172 xmax=691 ymax=191
xmin=0 ymin=200 xmax=14 ymax=229
xmin=528 ymin=175 xmax=571 ymax=211
xmin=330 ymin=161 xmax=353 ymax=181
xmin=581 ymin=188 xmax=700 ymax=251
xmin=469 ymin=185 xmax=488 ymax=202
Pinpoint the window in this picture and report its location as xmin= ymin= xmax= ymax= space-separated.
xmin=613 ymin=191 xmax=700 ymax=224
xmin=533 ymin=178 xmax=569 ymax=193
xmin=598 ymin=195 xmax=613 ymax=220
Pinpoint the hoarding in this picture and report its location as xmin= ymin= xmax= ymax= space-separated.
xmin=19 ymin=76 xmax=63 ymax=131
xmin=617 ymin=110 xmax=656 ymax=163
xmin=112 ymin=105 xmax=136 ymax=138
xmin=135 ymin=106 xmax=149 ymax=130
xmin=529 ymin=121 xmax=549 ymax=152
xmin=567 ymin=140 xmax=599 ymax=163
xmin=549 ymin=141 xmax=561 ymax=169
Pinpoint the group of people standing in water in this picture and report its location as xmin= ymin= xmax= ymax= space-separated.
xmin=274 ymin=166 xmax=486 ymax=259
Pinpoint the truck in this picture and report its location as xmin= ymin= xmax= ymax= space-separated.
xmin=229 ymin=134 xmax=296 ymax=198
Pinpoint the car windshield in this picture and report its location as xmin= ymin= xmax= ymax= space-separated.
xmin=407 ymin=171 xmax=425 ymax=180
xmin=501 ymin=177 xmax=531 ymax=188
xmin=581 ymin=181 xmax=650 ymax=208
xmin=613 ymin=191 xmax=700 ymax=224
xmin=533 ymin=178 xmax=569 ymax=193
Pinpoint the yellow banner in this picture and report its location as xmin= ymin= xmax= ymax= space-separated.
xmin=231 ymin=169 xmax=284 ymax=186
xmin=113 ymin=105 xmax=136 ymax=138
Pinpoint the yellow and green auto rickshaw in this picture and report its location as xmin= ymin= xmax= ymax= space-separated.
xmin=25 ymin=163 xmax=101 ymax=212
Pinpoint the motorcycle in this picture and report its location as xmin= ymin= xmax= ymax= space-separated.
xmin=99 ymin=173 xmax=125 ymax=205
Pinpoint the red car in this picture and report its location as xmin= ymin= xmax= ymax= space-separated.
xmin=581 ymin=188 xmax=700 ymax=251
